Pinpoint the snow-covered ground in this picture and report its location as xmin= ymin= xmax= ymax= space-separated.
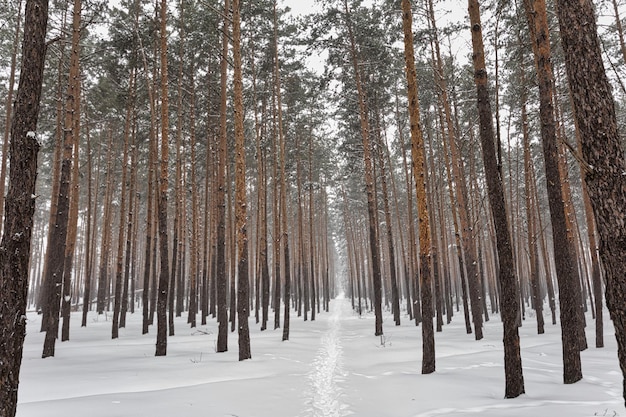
xmin=17 ymin=296 xmax=623 ymax=416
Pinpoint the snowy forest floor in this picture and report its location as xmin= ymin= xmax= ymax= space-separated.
xmin=17 ymin=296 xmax=624 ymax=417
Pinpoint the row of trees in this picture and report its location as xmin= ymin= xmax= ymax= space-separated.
xmin=1 ymin=0 xmax=626 ymax=415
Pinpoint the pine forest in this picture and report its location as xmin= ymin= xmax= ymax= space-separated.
xmin=1 ymin=0 xmax=626 ymax=415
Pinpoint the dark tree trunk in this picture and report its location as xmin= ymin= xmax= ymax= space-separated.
xmin=121 ymin=117 xmax=137 ymax=328
xmin=376 ymin=116 xmax=400 ymax=326
xmin=344 ymin=0 xmax=383 ymax=337
xmin=188 ymin=59 xmax=200 ymax=329
xmin=42 ymin=0 xmax=81 ymax=357
xmin=81 ymin=116 xmax=94 ymax=328
xmin=142 ymin=132 xmax=156 ymax=334
xmin=112 ymin=68 xmax=133 ymax=340
xmin=232 ymin=0 xmax=251 ymax=360
xmin=520 ymin=76 xmax=545 ymax=334
xmin=554 ymin=0 xmax=626 ymax=404
xmin=0 ymin=0 xmax=47 ymax=414
xmin=468 ymin=0 xmax=525 ymax=398
xmin=155 ymin=0 xmax=171 ymax=357
xmin=97 ymin=132 xmax=115 ymax=316
xmin=523 ymin=0 xmax=583 ymax=383
xmin=0 ymin=0 xmax=22 ymax=238
xmin=216 ymin=0 xmax=230 ymax=353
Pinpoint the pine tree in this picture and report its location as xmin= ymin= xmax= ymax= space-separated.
xmin=232 ymin=0 xmax=251 ymax=361
xmin=523 ymin=0 xmax=583 ymax=383
xmin=155 ymin=0 xmax=171 ymax=357
xmin=554 ymin=0 xmax=626 ymax=404
xmin=401 ymin=0 xmax=435 ymax=374
xmin=0 ymin=0 xmax=48 ymax=413
xmin=468 ymin=0 xmax=525 ymax=398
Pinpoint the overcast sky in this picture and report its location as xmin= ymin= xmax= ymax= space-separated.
xmin=282 ymin=0 xmax=321 ymax=16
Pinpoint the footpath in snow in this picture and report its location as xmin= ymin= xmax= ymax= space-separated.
xmin=305 ymin=294 xmax=350 ymax=417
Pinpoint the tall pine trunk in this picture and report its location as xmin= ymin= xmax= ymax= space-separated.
xmin=345 ymin=0 xmax=383 ymax=337
xmin=112 ymin=68 xmax=134 ymax=339
xmin=42 ymin=0 xmax=82 ymax=358
xmin=232 ymin=0 xmax=251 ymax=360
xmin=523 ymin=0 xmax=583 ymax=382
xmin=554 ymin=0 xmax=626 ymax=404
xmin=0 ymin=0 xmax=48 ymax=413
xmin=216 ymin=0 xmax=230 ymax=353
xmin=155 ymin=0 xmax=171 ymax=357
xmin=468 ymin=0 xmax=524 ymax=398
xmin=0 ymin=0 xmax=22 ymax=238
xmin=402 ymin=0 xmax=435 ymax=373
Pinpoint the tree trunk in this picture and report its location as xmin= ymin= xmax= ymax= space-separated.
xmin=0 ymin=0 xmax=23 ymax=238
xmin=121 ymin=104 xmax=138 ymax=328
xmin=155 ymin=0 xmax=171 ymax=357
xmin=523 ymin=0 xmax=583 ymax=382
xmin=270 ymin=0 xmax=291 ymax=342
xmin=142 ymin=114 xmax=156 ymax=335
xmin=272 ymin=80 xmax=282 ymax=330
xmin=216 ymin=0 xmax=230 ymax=352
xmin=554 ymin=0 xmax=626 ymax=404
xmin=375 ymin=114 xmax=400 ymax=326
xmin=61 ymin=22 xmax=82 ymax=341
xmin=112 ymin=68 xmax=134 ymax=340
xmin=81 ymin=112 xmax=94 ymax=327
xmin=520 ymin=73 xmax=544 ymax=334
xmin=345 ymin=0 xmax=383 ymax=337
xmin=427 ymin=0 xmax=483 ymax=339
xmin=42 ymin=0 xmax=82 ymax=358
xmin=309 ymin=129 xmax=317 ymax=320
xmin=468 ymin=0 xmax=525 ymax=398
xmin=188 ymin=61 xmax=200 ymax=329
xmin=38 ymin=7 xmax=67 ymax=325
xmin=402 ymin=0 xmax=435 ymax=374
xmin=232 ymin=0 xmax=250 ymax=360
xmin=255 ymin=83 xmax=270 ymax=332
xmin=0 ymin=0 xmax=47 ymax=413
xmin=296 ymin=131 xmax=306 ymax=320
xmin=396 ymin=96 xmax=419 ymax=324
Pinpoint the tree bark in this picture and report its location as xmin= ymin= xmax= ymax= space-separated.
xmin=42 ymin=0 xmax=82 ymax=357
xmin=121 ymin=103 xmax=138 ymax=328
xmin=216 ymin=0 xmax=230 ymax=352
xmin=155 ymin=0 xmax=171 ymax=357
xmin=520 ymin=73 xmax=544 ymax=334
xmin=81 ymin=113 xmax=94 ymax=327
xmin=523 ymin=0 xmax=583 ymax=382
xmin=402 ymin=0 xmax=435 ymax=374
xmin=61 ymin=9 xmax=82 ymax=340
xmin=0 ymin=0 xmax=23 ymax=238
xmin=375 ymin=114 xmax=400 ymax=326
xmin=0 ymin=0 xmax=47 ymax=413
xmin=468 ymin=0 xmax=525 ymax=398
xmin=344 ymin=0 xmax=383 ymax=337
xmin=232 ymin=0 xmax=251 ymax=360
xmin=554 ymin=0 xmax=626 ymax=404
xmin=112 ymin=68 xmax=134 ymax=340
xmin=39 ymin=7 xmax=67 ymax=325
xmin=271 ymin=0 xmax=291 ymax=342
xmin=189 ymin=60 xmax=200 ymax=329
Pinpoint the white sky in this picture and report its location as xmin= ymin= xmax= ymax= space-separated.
xmin=282 ymin=0 xmax=321 ymax=16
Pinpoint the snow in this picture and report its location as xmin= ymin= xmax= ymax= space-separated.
xmin=17 ymin=298 xmax=623 ymax=417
